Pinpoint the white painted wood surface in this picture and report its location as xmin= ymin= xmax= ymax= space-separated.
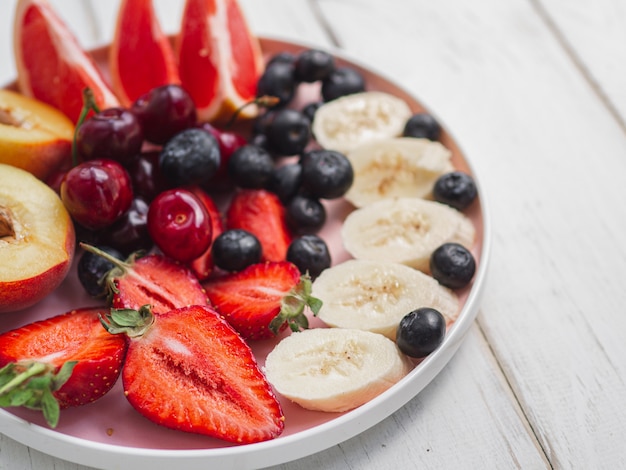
xmin=1 ymin=0 xmax=625 ymax=468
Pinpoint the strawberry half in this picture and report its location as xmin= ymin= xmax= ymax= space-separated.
xmin=188 ymin=186 xmax=225 ymax=281
xmin=226 ymin=189 xmax=292 ymax=262
xmin=203 ymin=261 xmax=322 ymax=340
xmin=0 ymin=307 xmax=126 ymax=427
xmin=81 ymin=244 xmax=209 ymax=314
xmin=101 ymin=304 xmax=284 ymax=443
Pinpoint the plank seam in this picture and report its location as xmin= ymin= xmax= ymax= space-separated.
xmin=530 ymin=0 xmax=626 ymax=134
xmin=308 ymin=0 xmax=342 ymax=48
xmin=476 ymin=319 xmax=555 ymax=470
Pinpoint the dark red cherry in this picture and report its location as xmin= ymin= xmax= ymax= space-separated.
xmin=147 ymin=188 xmax=212 ymax=262
xmin=127 ymin=151 xmax=171 ymax=202
xmin=131 ymin=84 xmax=197 ymax=145
xmin=60 ymin=159 xmax=133 ymax=230
xmin=75 ymin=107 xmax=144 ymax=165
xmin=98 ymin=197 xmax=152 ymax=256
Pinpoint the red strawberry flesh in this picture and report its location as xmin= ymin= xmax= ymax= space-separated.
xmin=226 ymin=189 xmax=292 ymax=262
xmin=188 ymin=186 xmax=225 ymax=280
xmin=107 ymin=252 xmax=209 ymax=313
xmin=204 ymin=261 xmax=302 ymax=340
xmin=0 ymin=307 xmax=126 ymax=410
xmin=109 ymin=305 xmax=284 ymax=443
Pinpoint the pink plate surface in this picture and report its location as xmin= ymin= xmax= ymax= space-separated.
xmin=0 ymin=37 xmax=490 ymax=469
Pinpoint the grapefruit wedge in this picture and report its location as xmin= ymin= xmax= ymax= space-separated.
xmin=13 ymin=0 xmax=119 ymax=123
xmin=177 ymin=0 xmax=264 ymax=123
xmin=109 ymin=0 xmax=181 ymax=107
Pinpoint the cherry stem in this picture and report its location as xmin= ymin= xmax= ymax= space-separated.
xmin=225 ymin=95 xmax=280 ymax=128
xmin=71 ymin=88 xmax=101 ymax=167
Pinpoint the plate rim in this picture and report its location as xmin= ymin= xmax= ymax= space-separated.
xmin=0 ymin=34 xmax=491 ymax=470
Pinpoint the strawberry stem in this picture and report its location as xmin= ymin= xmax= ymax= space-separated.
xmin=0 ymin=361 xmax=77 ymax=428
xmin=100 ymin=305 xmax=155 ymax=338
xmin=269 ymin=274 xmax=323 ymax=335
xmin=71 ymin=88 xmax=101 ymax=166
xmin=80 ymin=242 xmax=131 ymax=270
xmin=0 ymin=362 xmax=47 ymax=395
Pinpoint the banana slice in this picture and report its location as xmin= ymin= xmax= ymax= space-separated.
xmin=312 ymin=91 xmax=412 ymax=154
xmin=264 ymin=328 xmax=410 ymax=413
xmin=312 ymin=259 xmax=459 ymax=340
xmin=345 ymin=137 xmax=454 ymax=207
xmin=341 ymin=197 xmax=476 ymax=272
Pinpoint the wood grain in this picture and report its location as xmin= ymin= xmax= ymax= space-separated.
xmin=1 ymin=0 xmax=625 ymax=468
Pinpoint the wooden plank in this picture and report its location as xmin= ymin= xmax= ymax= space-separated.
xmin=537 ymin=0 xmax=626 ymax=126
xmin=268 ymin=325 xmax=548 ymax=470
xmin=311 ymin=0 xmax=626 ymax=467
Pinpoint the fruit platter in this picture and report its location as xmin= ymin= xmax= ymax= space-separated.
xmin=0 ymin=0 xmax=489 ymax=468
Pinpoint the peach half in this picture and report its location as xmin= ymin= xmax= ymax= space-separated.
xmin=0 ymin=89 xmax=74 ymax=181
xmin=0 ymin=163 xmax=75 ymax=313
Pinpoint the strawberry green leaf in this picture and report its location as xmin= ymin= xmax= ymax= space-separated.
xmin=0 ymin=360 xmax=77 ymax=428
xmin=270 ymin=274 xmax=323 ymax=335
xmin=41 ymin=388 xmax=61 ymax=428
xmin=100 ymin=305 xmax=154 ymax=338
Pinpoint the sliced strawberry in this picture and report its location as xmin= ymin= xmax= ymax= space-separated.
xmin=226 ymin=189 xmax=292 ymax=262
xmin=101 ymin=304 xmax=284 ymax=443
xmin=81 ymin=244 xmax=209 ymax=314
xmin=0 ymin=307 xmax=127 ymax=427
xmin=188 ymin=186 xmax=225 ymax=281
xmin=203 ymin=261 xmax=322 ymax=340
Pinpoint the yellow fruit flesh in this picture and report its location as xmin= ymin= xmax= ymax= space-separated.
xmin=0 ymin=89 xmax=74 ymax=180
xmin=0 ymin=163 xmax=73 ymax=282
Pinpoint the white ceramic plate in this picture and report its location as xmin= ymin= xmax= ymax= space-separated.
xmin=0 ymin=37 xmax=490 ymax=469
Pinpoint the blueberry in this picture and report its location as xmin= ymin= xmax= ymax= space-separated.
xmin=300 ymin=149 xmax=354 ymax=199
xmin=228 ymin=144 xmax=274 ymax=189
xmin=403 ymin=113 xmax=441 ymax=141
xmin=286 ymin=235 xmax=331 ymax=278
xmin=286 ymin=195 xmax=327 ymax=234
xmin=321 ymin=67 xmax=366 ymax=101
xmin=265 ymin=109 xmax=311 ymax=156
xmin=396 ymin=308 xmax=446 ymax=358
xmin=430 ymin=243 xmax=476 ymax=289
xmin=77 ymin=246 xmax=124 ymax=297
xmin=268 ymin=163 xmax=302 ymax=203
xmin=302 ymin=101 xmax=323 ymax=124
xmin=433 ymin=172 xmax=477 ymax=211
xmin=212 ymin=229 xmax=262 ymax=272
xmin=159 ymin=128 xmax=221 ymax=186
xmin=267 ymin=51 xmax=296 ymax=67
xmin=256 ymin=61 xmax=297 ymax=107
xmin=294 ymin=49 xmax=335 ymax=83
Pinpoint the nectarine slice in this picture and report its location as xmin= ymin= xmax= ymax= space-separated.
xmin=0 ymin=163 xmax=75 ymax=313
xmin=0 ymin=89 xmax=74 ymax=181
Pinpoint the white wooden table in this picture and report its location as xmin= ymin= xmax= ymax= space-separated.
xmin=1 ymin=0 xmax=625 ymax=469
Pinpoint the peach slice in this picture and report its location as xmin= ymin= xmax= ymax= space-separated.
xmin=0 ymin=89 xmax=74 ymax=181
xmin=0 ymin=163 xmax=75 ymax=313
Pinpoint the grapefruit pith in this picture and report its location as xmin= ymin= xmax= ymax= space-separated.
xmin=13 ymin=0 xmax=119 ymax=124
xmin=109 ymin=0 xmax=181 ymax=107
xmin=177 ymin=0 xmax=265 ymax=124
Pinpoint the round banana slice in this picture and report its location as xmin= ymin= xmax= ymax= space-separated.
xmin=264 ymin=328 xmax=410 ymax=413
xmin=312 ymin=91 xmax=412 ymax=154
xmin=312 ymin=259 xmax=459 ymax=340
xmin=341 ymin=197 xmax=476 ymax=272
xmin=345 ymin=137 xmax=454 ymax=207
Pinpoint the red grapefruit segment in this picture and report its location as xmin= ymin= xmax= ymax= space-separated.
xmin=177 ymin=0 xmax=264 ymax=124
xmin=13 ymin=0 xmax=119 ymax=123
xmin=109 ymin=0 xmax=181 ymax=107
